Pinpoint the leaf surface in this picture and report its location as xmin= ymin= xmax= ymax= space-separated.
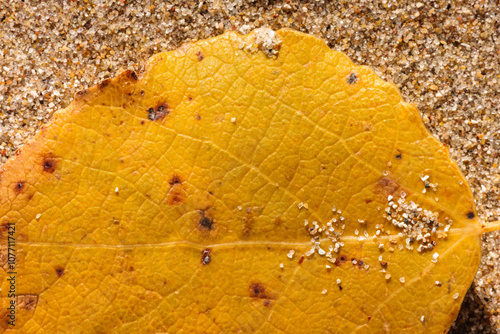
xmin=0 ymin=28 xmax=490 ymax=333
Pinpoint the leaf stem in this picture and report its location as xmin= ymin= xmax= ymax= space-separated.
xmin=481 ymin=220 xmax=500 ymax=234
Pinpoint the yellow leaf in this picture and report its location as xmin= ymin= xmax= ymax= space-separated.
xmin=1 ymin=28 xmax=499 ymax=333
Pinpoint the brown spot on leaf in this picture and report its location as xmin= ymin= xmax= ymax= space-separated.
xmin=14 ymin=181 xmax=25 ymax=193
xmin=375 ymin=177 xmax=401 ymax=199
xmin=298 ymin=255 xmax=305 ymax=265
xmin=335 ymin=255 xmax=348 ymax=266
xmin=249 ymin=283 xmax=267 ymax=299
xmin=197 ymin=209 xmax=215 ymax=232
xmin=263 ymin=300 xmax=271 ymax=307
xmin=127 ymin=70 xmax=138 ymax=81
xmin=395 ymin=153 xmax=402 ymax=159
xmin=99 ymin=79 xmax=111 ymax=90
xmin=347 ymin=72 xmax=358 ymax=84
xmin=201 ymin=249 xmax=211 ymax=265
xmin=199 ymin=217 xmax=213 ymax=231
xmin=273 ymin=216 xmax=282 ymax=226
xmin=0 ymin=223 xmax=9 ymax=238
xmin=147 ymin=103 xmax=169 ymax=121
xmin=196 ymin=51 xmax=204 ymax=61
xmin=17 ymin=295 xmax=39 ymax=311
xmin=242 ymin=207 xmax=262 ymax=238
xmin=42 ymin=156 xmax=57 ymax=173
xmin=467 ymin=211 xmax=475 ymax=219
xmin=55 ymin=266 xmax=65 ymax=277
xmin=365 ymin=198 xmax=372 ymax=204
xmin=166 ymin=174 xmax=186 ymax=206
xmin=76 ymin=89 xmax=87 ymax=97
xmin=167 ymin=190 xmax=185 ymax=206
xmin=169 ymin=174 xmax=182 ymax=187
xmin=147 ymin=108 xmax=155 ymax=120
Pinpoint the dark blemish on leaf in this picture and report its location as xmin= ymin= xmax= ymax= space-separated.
xmin=141 ymin=120 xmax=145 ymax=125
xmin=201 ymin=249 xmax=211 ymax=265
xmin=263 ymin=300 xmax=271 ymax=307
xmin=467 ymin=211 xmax=475 ymax=219
xmin=199 ymin=217 xmax=213 ymax=231
xmin=249 ymin=283 xmax=267 ymax=299
xmin=169 ymin=193 xmax=184 ymax=205
xmin=169 ymin=175 xmax=182 ymax=187
xmin=99 ymin=79 xmax=111 ymax=89
xmin=335 ymin=255 xmax=348 ymax=266
xmin=0 ymin=222 xmax=9 ymax=238
xmin=166 ymin=175 xmax=186 ymax=206
xmin=17 ymin=295 xmax=39 ymax=311
xmin=14 ymin=181 xmax=25 ymax=193
xmin=156 ymin=104 xmax=168 ymax=118
xmin=141 ymin=90 xmax=145 ymax=96
xmin=128 ymin=70 xmax=138 ymax=81
xmin=368 ymin=316 xmax=372 ymax=321
xmin=196 ymin=115 xmax=201 ymax=120
xmin=196 ymin=51 xmax=204 ymax=61
xmin=347 ymin=72 xmax=358 ymax=85
xmin=188 ymin=96 xmax=193 ymax=102
xmin=55 ymin=266 xmax=65 ymax=277
xmin=395 ymin=153 xmax=402 ymax=159
xmin=338 ymin=285 xmax=343 ymax=291
xmin=147 ymin=108 xmax=155 ymax=121
xmin=358 ymin=260 xmax=364 ymax=267
xmin=43 ymin=157 xmax=57 ymax=173
xmin=128 ymin=266 xmax=134 ymax=272
xmin=298 ymin=255 xmax=305 ymax=265
xmin=76 ymin=89 xmax=87 ymax=97
xmin=147 ymin=103 xmax=169 ymax=121
xmin=380 ymin=261 xmax=388 ymax=267
xmin=365 ymin=199 xmax=372 ymax=204
xmin=197 ymin=209 xmax=215 ymax=231
xmin=375 ymin=177 xmax=400 ymax=198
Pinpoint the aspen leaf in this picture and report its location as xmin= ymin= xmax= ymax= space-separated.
xmin=1 ymin=28 xmax=499 ymax=333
